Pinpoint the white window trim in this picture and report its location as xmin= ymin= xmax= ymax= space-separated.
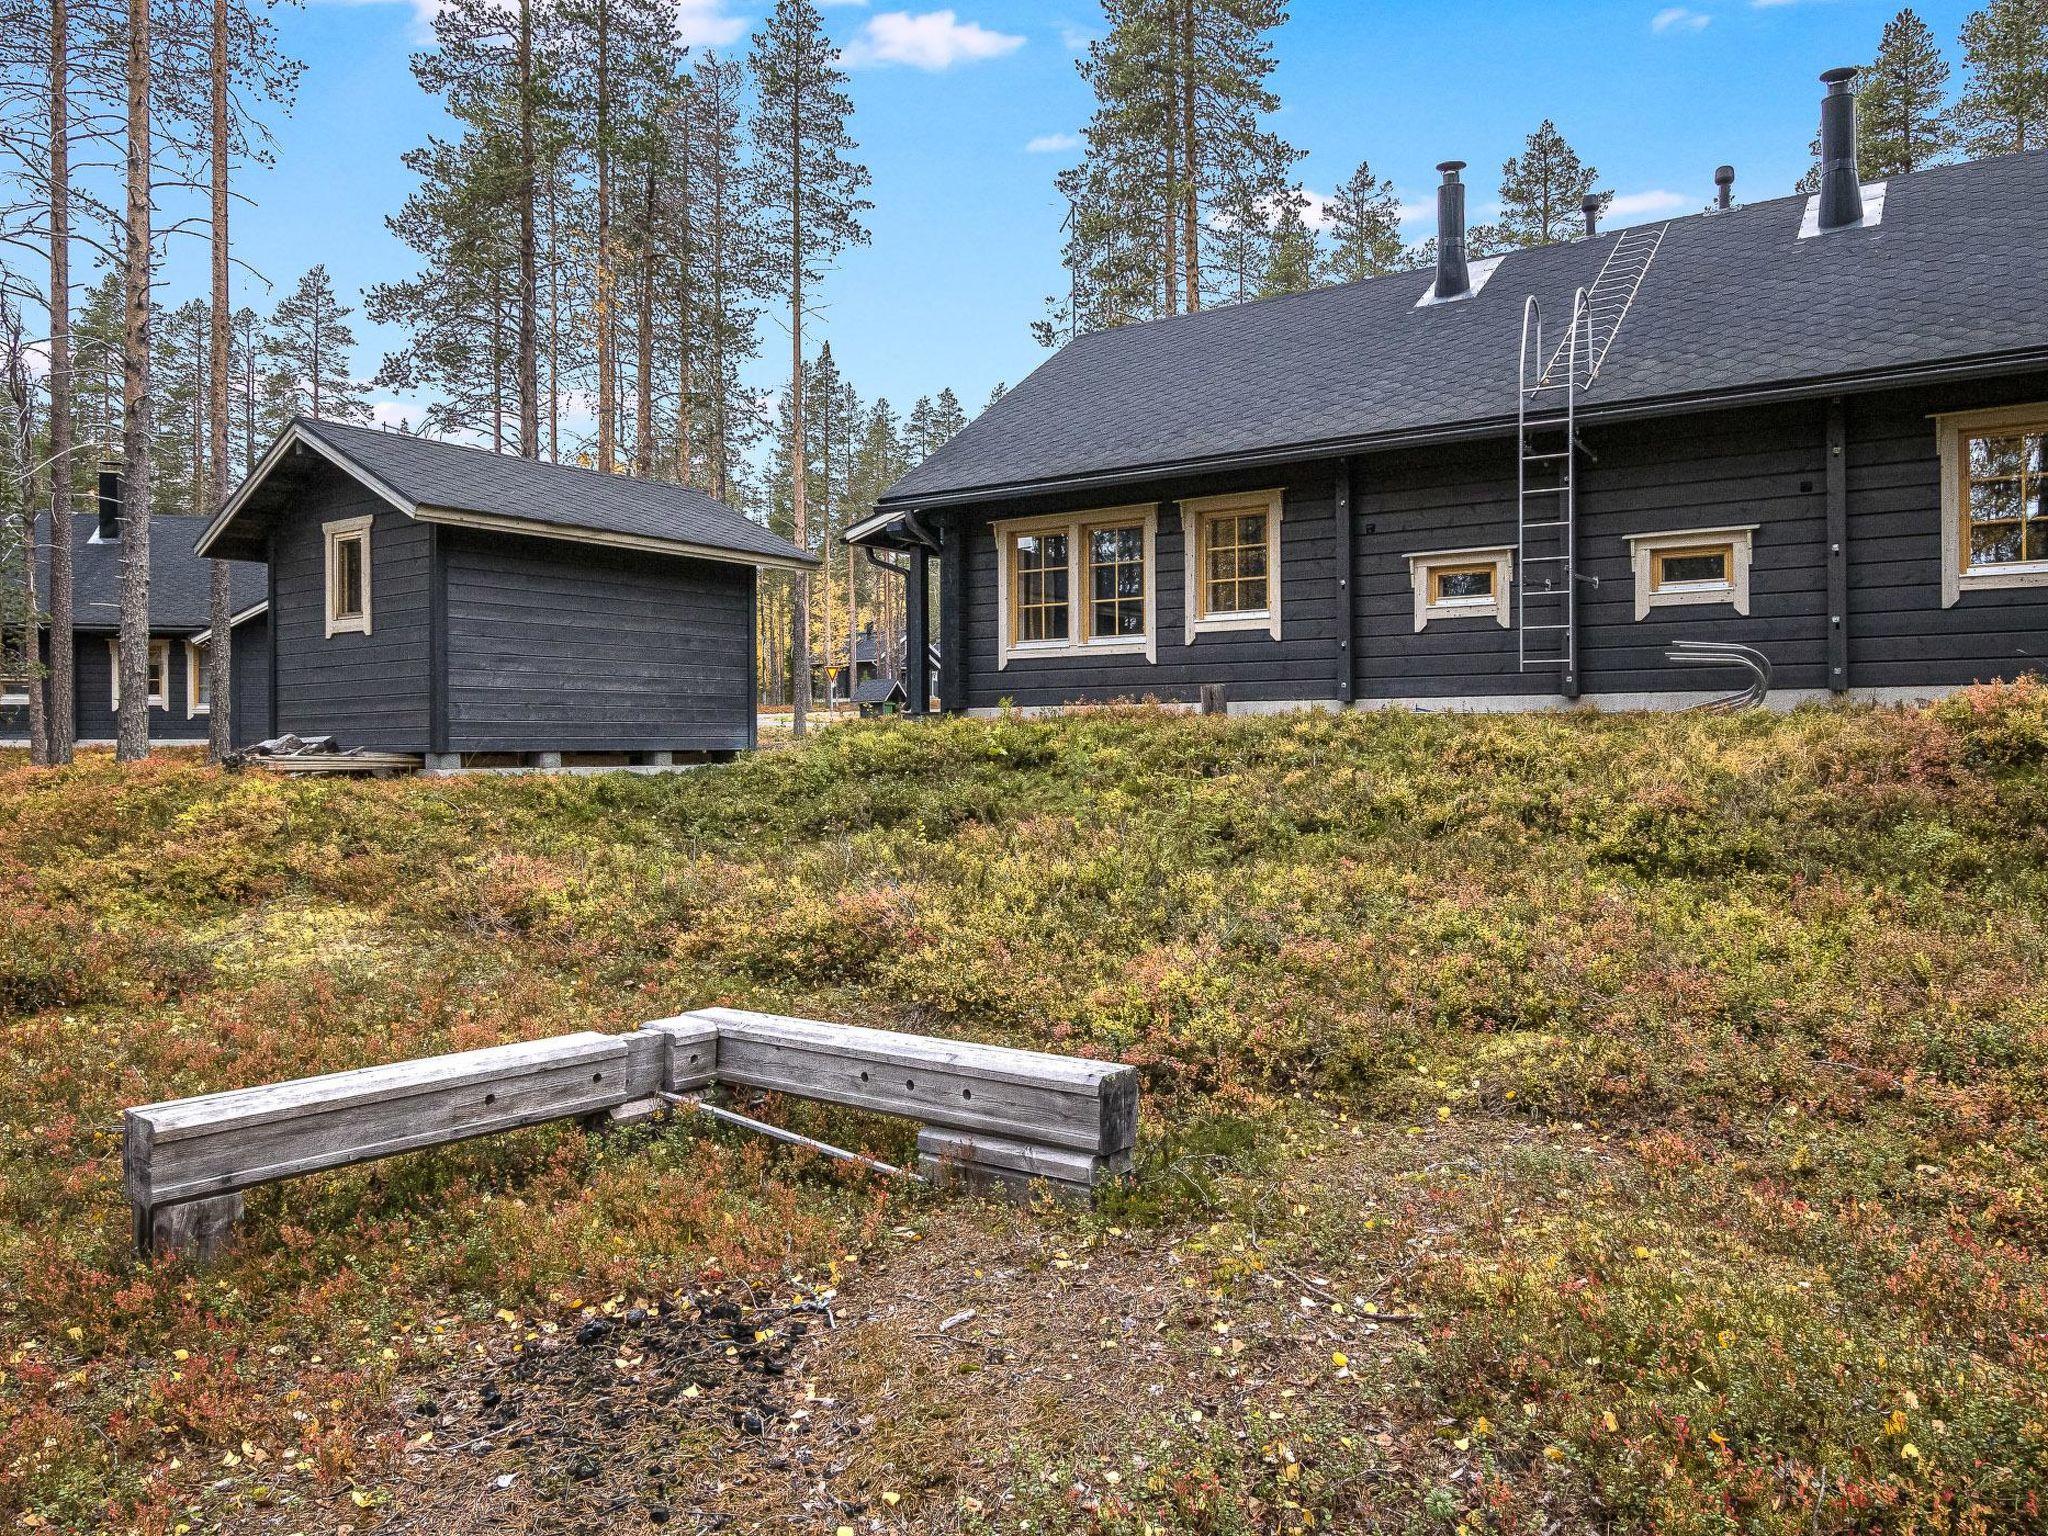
xmin=1405 ymin=546 xmax=1514 ymax=632
xmin=186 ymin=640 xmax=210 ymax=716
xmin=994 ymin=505 xmax=1158 ymax=669
xmin=1625 ymin=525 xmax=1756 ymax=621
xmin=1181 ymin=488 xmax=1285 ymax=645
xmin=108 ymin=638 xmax=170 ymax=711
xmin=324 ymin=515 xmax=374 ymax=637
xmin=1935 ymin=403 xmax=2048 ymax=608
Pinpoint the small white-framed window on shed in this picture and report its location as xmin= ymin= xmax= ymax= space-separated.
xmin=1406 ymin=547 xmax=1514 ymax=631
xmin=1 ymin=654 xmax=30 ymax=706
xmin=1935 ymin=404 xmax=2048 ymax=606
xmin=186 ymin=640 xmax=210 ymax=716
xmin=995 ymin=506 xmax=1158 ymax=667
xmin=108 ymin=638 xmax=170 ymax=710
xmin=324 ymin=515 xmax=373 ymax=637
xmin=1625 ymin=525 xmax=1755 ymax=620
xmin=1181 ymin=489 xmax=1284 ymax=644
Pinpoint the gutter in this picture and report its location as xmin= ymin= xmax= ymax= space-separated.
xmin=869 ymin=347 xmax=2048 ymax=514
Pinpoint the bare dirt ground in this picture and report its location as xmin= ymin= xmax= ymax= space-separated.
xmin=326 ymin=1122 xmax=1527 ymax=1536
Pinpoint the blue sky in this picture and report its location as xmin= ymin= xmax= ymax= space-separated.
xmin=152 ymin=0 xmax=1981 ymax=433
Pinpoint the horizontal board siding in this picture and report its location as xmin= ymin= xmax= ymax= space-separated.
xmin=442 ymin=530 xmax=753 ymax=752
xmin=1844 ymin=374 xmax=2048 ymax=688
xmin=231 ymin=614 xmax=273 ymax=745
xmin=1 ymin=631 xmax=211 ymax=743
xmin=271 ymin=475 xmax=433 ymax=751
xmin=955 ymin=462 xmax=1345 ymax=711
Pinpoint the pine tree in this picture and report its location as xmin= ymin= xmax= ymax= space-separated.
xmin=1043 ymin=0 xmax=1299 ymax=341
xmin=749 ymin=0 xmax=870 ymax=739
xmin=686 ymin=49 xmax=767 ymax=501
xmin=984 ymin=382 xmax=1008 ymax=411
xmin=1495 ymin=121 xmax=1608 ymax=249
xmin=1261 ymin=191 xmax=1317 ymax=296
xmin=267 ymin=266 xmax=370 ymax=422
xmin=1957 ymin=0 xmax=2048 ymax=156
xmin=929 ymin=387 xmax=967 ymax=446
xmin=116 ymin=0 xmax=154 ymax=761
xmin=1863 ymin=10 xmax=1956 ymax=175
xmin=1320 ymin=159 xmax=1403 ymax=285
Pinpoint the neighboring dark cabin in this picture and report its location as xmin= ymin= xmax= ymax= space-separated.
xmin=194 ymin=417 xmax=812 ymax=767
xmin=852 ymin=71 xmax=2048 ymax=715
xmin=2 ymin=469 xmax=269 ymax=747
xmin=852 ymin=675 xmax=909 ymax=717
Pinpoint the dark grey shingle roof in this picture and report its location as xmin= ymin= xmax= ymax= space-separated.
xmin=882 ymin=151 xmax=2048 ymax=506
xmin=293 ymin=417 xmax=810 ymax=566
xmin=853 ymin=675 xmax=908 ymax=705
xmin=39 ymin=512 xmax=264 ymax=632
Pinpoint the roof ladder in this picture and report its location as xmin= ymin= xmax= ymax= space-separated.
xmin=1518 ymin=291 xmax=1590 ymax=695
xmin=1540 ymin=222 xmax=1668 ymax=388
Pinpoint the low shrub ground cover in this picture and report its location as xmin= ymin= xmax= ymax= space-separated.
xmin=1 ymin=683 xmax=2045 ymax=1532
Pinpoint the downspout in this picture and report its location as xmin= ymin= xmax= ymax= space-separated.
xmin=864 ymin=511 xmax=940 ymax=715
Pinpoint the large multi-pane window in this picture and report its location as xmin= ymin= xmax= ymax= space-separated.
xmin=1011 ymin=531 xmax=1070 ymax=644
xmin=1962 ymin=429 xmax=2048 ymax=569
xmin=1198 ymin=510 xmax=1270 ymax=617
xmin=998 ymin=510 xmax=1155 ymax=663
xmin=1088 ymin=524 xmax=1147 ymax=639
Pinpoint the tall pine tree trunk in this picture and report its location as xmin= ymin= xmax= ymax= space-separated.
xmin=1180 ymin=0 xmax=1200 ymax=313
xmin=634 ymin=162 xmax=655 ymax=476
xmin=516 ymin=0 xmax=539 ymax=457
xmin=46 ymin=0 xmax=75 ymax=764
xmin=207 ymin=0 xmax=233 ymax=760
xmin=787 ymin=111 xmax=811 ymax=740
xmin=594 ymin=0 xmax=616 ymax=472
xmin=547 ymin=172 xmax=561 ymax=461
xmin=116 ymin=0 xmax=153 ymax=762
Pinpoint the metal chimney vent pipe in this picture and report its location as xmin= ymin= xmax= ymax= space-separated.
xmin=1714 ymin=164 xmax=1735 ymax=210
xmin=1434 ymin=161 xmax=1470 ymax=301
xmin=1581 ymin=193 xmax=1602 ymax=237
xmin=97 ymin=464 xmax=123 ymax=542
xmin=1817 ymin=67 xmax=1863 ymax=231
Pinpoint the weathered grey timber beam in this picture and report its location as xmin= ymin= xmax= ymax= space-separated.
xmin=690 ymin=1007 xmax=1139 ymax=1156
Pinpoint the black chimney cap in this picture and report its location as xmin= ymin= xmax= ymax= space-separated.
xmin=1436 ymin=160 xmax=1466 ymax=180
xmin=1714 ymin=164 xmax=1735 ymax=185
xmin=1821 ymin=65 xmax=1858 ymax=89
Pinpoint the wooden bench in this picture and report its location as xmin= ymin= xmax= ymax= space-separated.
xmin=123 ymin=1012 xmax=1136 ymax=1259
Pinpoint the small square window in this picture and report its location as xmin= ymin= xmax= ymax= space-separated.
xmin=1407 ymin=548 xmax=1513 ymax=630
xmin=1181 ymin=490 xmax=1285 ymax=643
xmin=324 ymin=517 xmax=373 ymax=637
xmin=1939 ymin=406 xmax=2048 ymax=606
xmin=108 ymin=639 xmax=170 ymax=710
xmin=1626 ymin=527 xmax=1754 ymax=620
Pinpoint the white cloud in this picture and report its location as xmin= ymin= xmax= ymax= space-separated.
xmin=675 ymin=0 xmax=749 ymax=48
xmin=368 ymin=398 xmax=423 ymax=432
xmin=1059 ymin=22 xmax=1095 ymax=54
xmin=1025 ymin=132 xmax=1079 ymax=154
xmin=305 ymin=0 xmax=447 ymax=45
xmin=843 ymin=9 xmax=1024 ymax=70
xmin=1607 ymin=188 xmax=1690 ymax=217
xmin=1651 ymin=6 xmax=1711 ymax=32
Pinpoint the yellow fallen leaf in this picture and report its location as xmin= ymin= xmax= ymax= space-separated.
xmin=1331 ymin=1351 xmax=1348 ymax=1368
xmin=1603 ymin=1411 xmax=1618 ymax=1433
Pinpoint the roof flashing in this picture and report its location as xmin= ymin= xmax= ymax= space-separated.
xmin=1799 ymin=180 xmax=1888 ymax=239
xmin=1415 ymin=254 xmax=1505 ymax=308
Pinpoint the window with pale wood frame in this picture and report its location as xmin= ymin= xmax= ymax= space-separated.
xmin=1 ymin=640 xmax=29 ymax=706
xmin=108 ymin=638 xmax=170 ymax=710
xmin=1625 ymin=525 xmax=1754 ymax=620
xmin=1406 ymin=547 xmax=1513 ymax=630
xmin=1087 ymin=522 xmax=1147 ymax=639
xmin=187 ymin=640 xmax=210 ymax=715
xmin=324 ymin=516 xmax=373 ymax=637
xmin=1961 ymin=427 xmax=2048 ymax=570
xmin=1198 ymin=509 xmax=1270 ymax=618
xmin=1181 ymin=490 xmax=1283 ymax=642
xmin=996 ymin=507 xmax=1157 ymax=665
xmin=1010 ymin=530 xmax=1070 ymax=645
xmin=1649 ymin=542 xmax=1736 ymax=596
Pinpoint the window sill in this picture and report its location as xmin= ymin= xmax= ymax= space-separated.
xmin=324 ymin=619 xmax=372 ymax=638
xmin=1644 ymin=585 xmax=1738 ymax=610
xmin=1421 ymin=600 xmax=1504 ymax=626
xmin=1189 ymin=611 xmax=1275 ymax=637
xmin=1002 ymin=635 xmax=1153 ymax=665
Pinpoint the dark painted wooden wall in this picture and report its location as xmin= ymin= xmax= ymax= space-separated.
xmin=1 ymin=631 xmax=213 ymax=744
xmin=231 ymin=614 xmax=273 ymax=745
xmin=440 ymin=529 xmax=755 ymax=754
xmin=949 ymin=460 xmax=1345 ymax=711
xmin=938 ymin=375 xmax=2048 ymax=710
xmin=268 ymin=477 xmax=434 ymax=751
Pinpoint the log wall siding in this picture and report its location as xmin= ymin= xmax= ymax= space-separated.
xmin=231 ymin=614 xmax=273 ymax=745
xmin=270 ymin=478 xmax=434 ymax=750
xmin=440 ymin=529 xmax=754 ymax=753
xmin=935 ymin=377 xmax=2048 ymax=710
xmin=951 ymin=461 xmax=1346 ymax=711
xmin=1845 ymin=374 xmax=2048 ymax=688
xmin=0 ymin=628 xmax=210 ymax=742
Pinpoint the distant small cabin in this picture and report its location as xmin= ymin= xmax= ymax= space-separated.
xmin=196 ymin=418 xmax=812 ymax=767
xmin=852 ymin=674 xmax=908 ymax=717
xmin=2 ymin=471 xmax=269 ymax=748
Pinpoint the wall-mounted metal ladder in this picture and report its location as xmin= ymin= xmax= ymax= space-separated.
xmin=1516 ymin=223 xmax=1669 ymax=696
